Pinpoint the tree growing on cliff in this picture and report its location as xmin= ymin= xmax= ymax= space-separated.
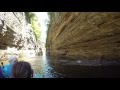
xmin=26 ymin=12 xmax=41 ymax=42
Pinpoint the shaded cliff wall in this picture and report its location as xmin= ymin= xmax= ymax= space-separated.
xmin=46 ymin=12 xmax=120 ymax=60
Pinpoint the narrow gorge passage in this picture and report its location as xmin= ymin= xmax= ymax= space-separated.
xmin=0 ymin=12 xmax=120 ymax=78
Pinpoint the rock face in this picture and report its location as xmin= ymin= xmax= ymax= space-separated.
xmin=0 ymin=12 xmax=37 ymax=50
xmin=46 ymin=12 xmax=120 ymax=60
xmin=0 ymin=12 xmax=43 ymax=58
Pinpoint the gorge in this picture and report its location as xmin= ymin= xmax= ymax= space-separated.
xmin=0 ymin=12 xmax=120 ymax=78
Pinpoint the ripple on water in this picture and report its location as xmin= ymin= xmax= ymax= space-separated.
xmin=23 ymin=56 xmax=120 ymax=78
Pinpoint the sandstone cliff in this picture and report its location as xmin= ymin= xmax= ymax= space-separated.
xmin=46 ymin=12 xmax=120 ymax=60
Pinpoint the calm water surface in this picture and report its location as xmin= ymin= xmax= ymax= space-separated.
xmin=25 ymin=51 xmax=120 ymax=78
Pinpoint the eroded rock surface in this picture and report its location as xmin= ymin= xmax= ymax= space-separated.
xmin=46 ymin=12 xmax=120 ymax=60
xmin=0 ymin=12 xmax=42 ymax=58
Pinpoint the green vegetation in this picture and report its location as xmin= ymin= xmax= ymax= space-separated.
xmin=25 ymin=12 xmax=41 ymax=41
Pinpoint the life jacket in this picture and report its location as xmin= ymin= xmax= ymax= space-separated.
xmin=3 ymin=64 xmax=13 ymax=78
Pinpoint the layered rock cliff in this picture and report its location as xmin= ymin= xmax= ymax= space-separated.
xmin=0 ymin=12 xmax=37 ymax=50
xmin=0 ymin=12 xmax=41 ymax=57
xmin=46 ymin=12 xmax=120 ymax=60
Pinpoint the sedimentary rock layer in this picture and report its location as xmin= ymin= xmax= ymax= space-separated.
xmin=0 ymin=12 xmax=37 ymax=50
xmin=46 ymin=12 xmax=120 ymax=60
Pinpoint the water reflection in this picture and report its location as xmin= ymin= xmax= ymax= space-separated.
xmin=25 ymin=50 xmax=57 ymax=78
xmin=25 ymin=50 xmax=120 ymax=78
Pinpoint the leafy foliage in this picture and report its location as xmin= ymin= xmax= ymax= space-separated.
xmin=26 ymin=12 xmax=41 ymax=41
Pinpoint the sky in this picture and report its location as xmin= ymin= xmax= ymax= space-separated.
xmin=33 ymin=12 xmax=50 ymax=44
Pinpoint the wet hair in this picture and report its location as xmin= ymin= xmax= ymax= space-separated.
xmin=11 ymin=61 xmax=33 ymax=78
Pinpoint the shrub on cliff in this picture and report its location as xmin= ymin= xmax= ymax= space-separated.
xmin=26 ymin=12 xmax=41 ymax=41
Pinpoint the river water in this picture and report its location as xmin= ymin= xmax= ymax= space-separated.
xmin=23 ymin=50 xmax=120 ymax=78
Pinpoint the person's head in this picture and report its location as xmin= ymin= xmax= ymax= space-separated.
xmin=11 ymin=61 xmax=33 ymax=78
xmin=8 ymin=56 xmax=18 ymax=65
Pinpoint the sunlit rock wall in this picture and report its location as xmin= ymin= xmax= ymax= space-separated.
xmin=0 ymin=12 xmax=40 ymax=57
xmin=0 ymin=12 xmax=37 ymax=50
xmin=46 ymin=12 xmax=120 ymax=60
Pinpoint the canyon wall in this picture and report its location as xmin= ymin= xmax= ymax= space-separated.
xmin=46 ymin=12 xmax=120 ymax=60
xmin=0 ymin=12 xmax=40 ymax=57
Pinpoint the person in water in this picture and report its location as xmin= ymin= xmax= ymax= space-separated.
xmin=0 ymin=62 xmax=4 ymax=78
xmin=11 ymin=61 xmax=33 ymax=78
xmin=0 ymin=52 xmax=7 ymax=60
xmin=0 ymin=67 xmax=4 ymax=78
